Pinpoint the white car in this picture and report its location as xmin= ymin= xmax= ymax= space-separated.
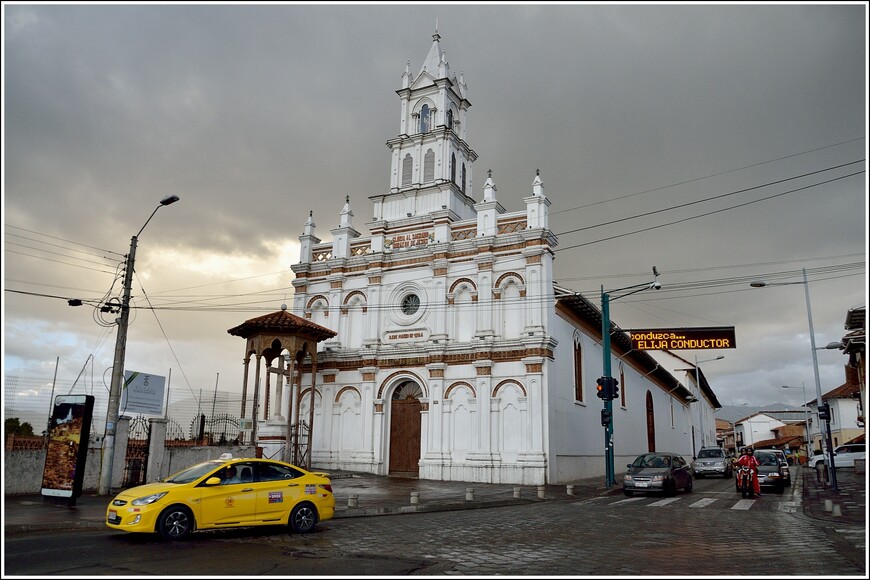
xmin=807 ymin=443 xmax=865 ymax=468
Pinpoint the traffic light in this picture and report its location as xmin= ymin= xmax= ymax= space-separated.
xmin=818 ymin=403 xmax=830 ymax=421
xmin=601 ymin=408 xmax=612 ymax=426
xmin=596 ymin=377 xmax=619 ymax=400
xmin=596 ymin=377 xmax=608 ymax=399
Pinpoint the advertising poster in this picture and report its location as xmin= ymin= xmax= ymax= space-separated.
xmin=41 ymin=395 xmax=95 ymax=499
xmin=119 ymin=371 xmax=166 ymax=415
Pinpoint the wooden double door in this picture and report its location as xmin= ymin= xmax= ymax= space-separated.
xmin=388 ymin=397 xmax=422 ymax=477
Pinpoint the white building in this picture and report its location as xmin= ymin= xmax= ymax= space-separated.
xmin=251 ymin=31 xmax=701 ymax=485
xmin=733 ymin=412 xmax=788 ymax=450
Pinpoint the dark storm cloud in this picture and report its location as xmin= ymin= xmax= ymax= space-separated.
xmin=3 ymin=3 xmax=866 ymax=408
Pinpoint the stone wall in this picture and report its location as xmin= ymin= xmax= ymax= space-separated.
xmin=3 ymin=444 xmax=255 ymax=496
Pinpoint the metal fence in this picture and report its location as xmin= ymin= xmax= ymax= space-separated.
xmin=5 ymin=373 xmax=245 ymax=448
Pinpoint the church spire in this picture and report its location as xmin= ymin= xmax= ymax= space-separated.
xmin=380 ymin=28 xmax=478 ymax=222
xmin=419 ymin=23 xmax=448 ymax=80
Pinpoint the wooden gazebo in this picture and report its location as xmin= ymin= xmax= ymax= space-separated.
xmin=227 ymin=305 xmax=336 ymax=467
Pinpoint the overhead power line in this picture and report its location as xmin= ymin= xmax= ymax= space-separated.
xmin=555 ymin=170 xmax=864 ymax=252
xmin=550 ymin=136 xmax=865 ymax=216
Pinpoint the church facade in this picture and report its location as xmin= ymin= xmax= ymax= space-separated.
xmin=275 ymin=31 xmax=698 ymax=485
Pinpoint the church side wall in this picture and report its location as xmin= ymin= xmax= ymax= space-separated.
xmin=547 ymin=309 xmax=696 ymax=484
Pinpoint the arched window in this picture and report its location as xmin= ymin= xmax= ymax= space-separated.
xmin=402 ymin=154 xmax=413 ymax=186
xmin=574 ymin=338 xmax=583 ymax=402
xmin=620 ymin=366 xmax=626 ymax=408
xmin=461 ymin=163 xmax=467 ymax=194
xmin=446 ymin=108 xmax=453 ymax=130
xmin=420 ymin=104 xmax=430 ymax=133
xmin=423 ymin=149 xmax=435 ymax=183
xmin=450 ymin=153 xmax=456 ymax=184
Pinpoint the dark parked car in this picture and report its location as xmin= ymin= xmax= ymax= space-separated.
xmin=736 ymin=449 xmax=786 ymax=494
xmin=769 ymin=449 xmax=791 ymax=486
xmin=623 ymin=452 xmax=693 ymax=497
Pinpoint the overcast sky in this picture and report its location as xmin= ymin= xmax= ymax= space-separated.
xmin=3 ymin=2 xmax=867 ymax=424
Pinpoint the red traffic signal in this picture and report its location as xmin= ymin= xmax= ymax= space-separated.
xmin=596 ymin=377 xmax=608 ymax=399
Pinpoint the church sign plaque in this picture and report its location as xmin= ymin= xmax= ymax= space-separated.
xmin=384 ymin=328 xmax=430 ymax=344
xmin=386 ymin=231 xmax=433 ymax=249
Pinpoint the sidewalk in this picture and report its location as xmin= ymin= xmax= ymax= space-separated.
xmin=799 ymin=464 xmax=866 ymax=525
xmin=3 ymin=466 xmax=864 ymax=536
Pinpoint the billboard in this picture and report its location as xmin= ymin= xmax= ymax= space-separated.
xmin=120 ymin=371 xmax=166 ymax=415
xmin=630 ymin=327 xmax=736 ymax=351
xmin=41 ymin=395 xmax=95 ymax=499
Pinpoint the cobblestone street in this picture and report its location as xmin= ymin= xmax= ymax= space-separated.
xmin=236 ymin=489 xmax=866 ymax=576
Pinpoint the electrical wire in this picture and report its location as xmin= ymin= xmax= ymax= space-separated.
xmin=554 ymin=170 xmax=864 ymax=252
xmin=550 ymin=136 xmax=865 ymax=216
xmin=554 ymin=160 xmax=864 ymax=237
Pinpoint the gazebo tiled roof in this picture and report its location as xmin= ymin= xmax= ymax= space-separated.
xmin=227 ymin=308 xmax=337 ymax=341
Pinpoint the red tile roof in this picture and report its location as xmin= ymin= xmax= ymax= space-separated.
xmin=227 ymin=309 xmax=337 ymax=340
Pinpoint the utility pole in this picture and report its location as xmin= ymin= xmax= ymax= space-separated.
xmin=601 ymin=288 xmax=615 ymax=487
xmin=599 ymin=267 xmax=661 ymax=487
xmin=98 ymin=194 xmax=179 ymax=496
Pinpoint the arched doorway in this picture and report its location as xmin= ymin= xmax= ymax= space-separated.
xmin=646 ymin=391 xmax=656 ymax=452
xmin=389 ymin=380 xmax=423 ymax=477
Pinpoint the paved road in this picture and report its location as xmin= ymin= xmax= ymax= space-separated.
xmin=4 ymin=476 xmax=864 ymax=576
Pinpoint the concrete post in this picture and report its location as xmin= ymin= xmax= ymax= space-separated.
xmin=146 ymin=418 xmax=167 ymax=483
xmin=111 ymin=416 xmax=131 ymax=490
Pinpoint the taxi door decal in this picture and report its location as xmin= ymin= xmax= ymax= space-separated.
xmin=268 ymin=491 xmax=283 ymax=503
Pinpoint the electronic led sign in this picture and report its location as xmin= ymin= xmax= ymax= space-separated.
xmin=630 ymin=327 xmax=736 ymax=351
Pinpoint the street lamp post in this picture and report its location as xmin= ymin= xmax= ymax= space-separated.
xmin=98 ymin=194 xmax=180 ymax=496
xmin=600 ymin=267 xmax=661 ymax=487
xmin=750 ymin=267 xmax=838 ymax=492
xmin=782 ymin=383 xmax=812 ymax=464
xmin=694 ymin=354 xmax=724 ymax=449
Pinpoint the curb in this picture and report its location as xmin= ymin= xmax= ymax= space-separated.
xmin=333 ymin=497 xmax=541 ymax=518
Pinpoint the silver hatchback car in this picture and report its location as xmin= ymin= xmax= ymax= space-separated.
xmin=623 ymin=452 xmax=694 ymax=497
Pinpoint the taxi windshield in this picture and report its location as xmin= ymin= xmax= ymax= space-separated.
xmin=164 ymin=461 xmax=225 ymax=484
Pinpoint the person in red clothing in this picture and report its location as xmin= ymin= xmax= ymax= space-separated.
xmin=735 ymin=447 xmax=761 ymax=496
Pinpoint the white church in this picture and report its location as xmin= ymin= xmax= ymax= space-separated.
xmin=238 ymin=30 xmax=711 ymax=485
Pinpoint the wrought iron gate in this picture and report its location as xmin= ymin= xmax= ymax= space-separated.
xmin=124 ymin=416 xmax=150 ymax=488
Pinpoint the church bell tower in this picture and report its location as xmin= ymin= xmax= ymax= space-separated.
xmin=375 ymin=28 xmax=479 ymax=223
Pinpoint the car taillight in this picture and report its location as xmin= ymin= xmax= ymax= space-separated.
xmin=319 ymin=484 xmax=333 ymax=493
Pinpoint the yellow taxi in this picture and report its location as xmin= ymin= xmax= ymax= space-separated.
xmin=105 ymin=453 xmax=335 ymax=540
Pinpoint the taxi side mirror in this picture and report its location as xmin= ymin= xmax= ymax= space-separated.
xmin=205 ymin=477 xmax=222 ymax=486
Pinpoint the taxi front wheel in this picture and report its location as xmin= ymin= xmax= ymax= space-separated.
xmin=157 ymin=505 xmax=194 ymax=540
xmin=289 ymin=503 xmax=317 ymax=533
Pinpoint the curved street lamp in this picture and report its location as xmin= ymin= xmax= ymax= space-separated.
xmin=782 ymin=383 xmax=812 ymax=463
xmin=750 ymin=267 xmax=839 ymax=492
xmin=99 ymin=194 xmax=180 ymax=496
xmin=695 ymin=355 xmax=724 ymax=449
